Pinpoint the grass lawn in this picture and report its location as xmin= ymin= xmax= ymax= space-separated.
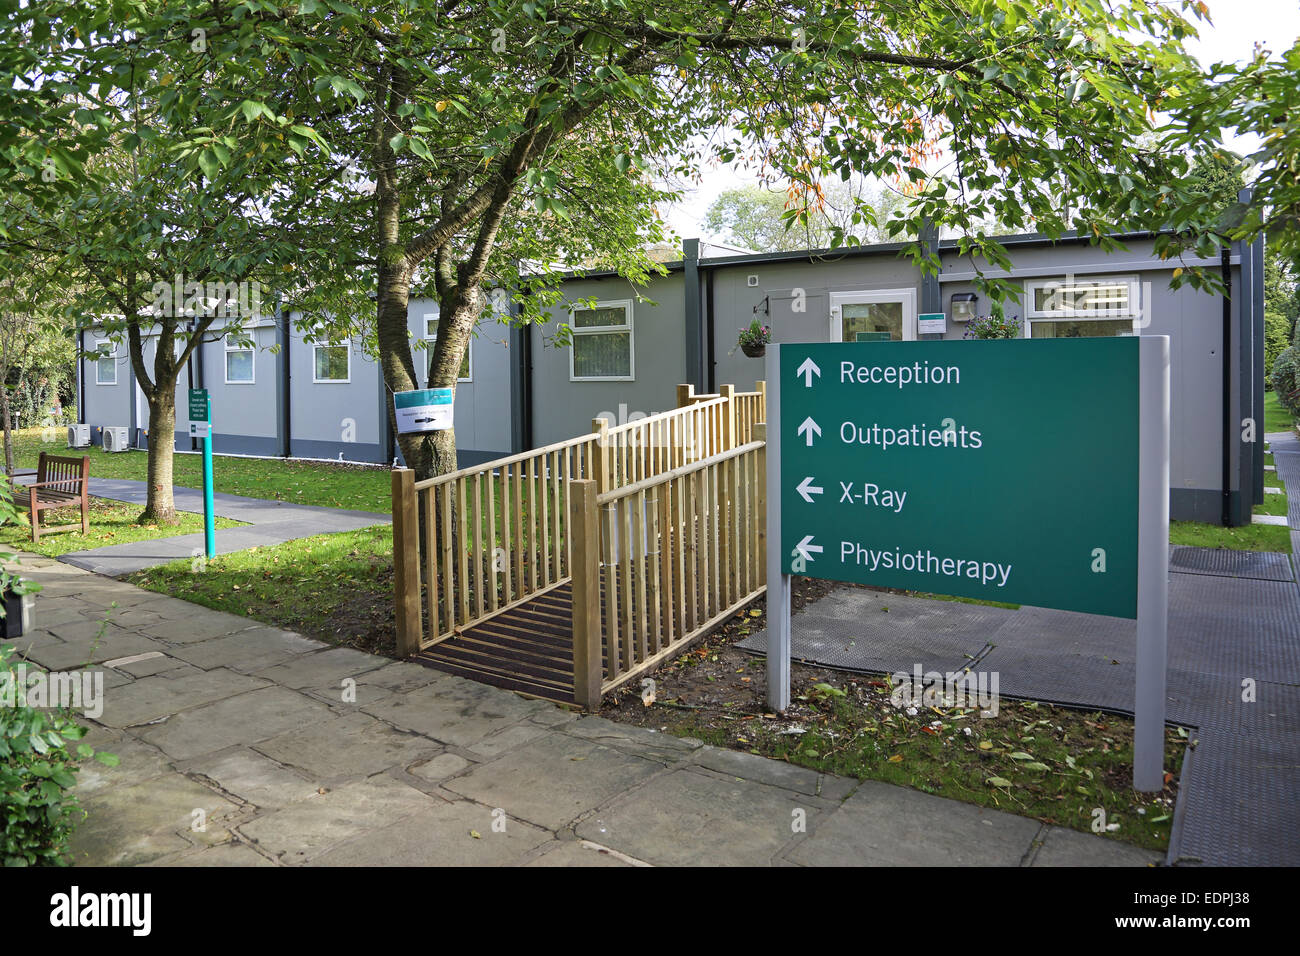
xmin=11 ymin=428 xmax=391 ymax=514
xmin=1169 ymin=519 xmax=1291 ymax=552
xmin=1265 ymin=389 xmax=1297 ymax=434
xmin=126 ymin=525 xmax=397 ymax=654
xmin=0 ymin=497 xmax=245 ymax=558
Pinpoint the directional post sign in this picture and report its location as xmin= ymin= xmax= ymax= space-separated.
xmin=764 ymin=337 xmax=1171 ymax=790
xmin=188 ymin=388 xmax=216 ymax=560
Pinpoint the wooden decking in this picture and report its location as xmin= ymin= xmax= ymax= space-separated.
xmin=412 ymin=581 xmax=595 ymax=704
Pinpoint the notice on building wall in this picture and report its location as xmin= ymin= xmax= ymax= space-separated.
xmin=394 ymin=388 xmax=454 ymax=434
xmin=918 ymin=312 xmax=947 ymax=335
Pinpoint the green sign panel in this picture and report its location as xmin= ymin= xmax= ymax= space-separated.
xmin=779 ymin=338 xmax=1140 ymax=618
xmin=188 ymin=388 xmax=210 ymax=422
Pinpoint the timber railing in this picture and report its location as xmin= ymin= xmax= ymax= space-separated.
xmin=568 ymin=427 xmax=768 ymax=708
xmin=392 ymin=382 xmax=766 ymax=657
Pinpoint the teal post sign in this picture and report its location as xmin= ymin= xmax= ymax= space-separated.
xmin=764 ymin=337 xmax=1170 ymax=790
xmin=779 ymin=339 xmax=1140 ymax=618
xmin=188 ymin=388 xmax=215 ymax=560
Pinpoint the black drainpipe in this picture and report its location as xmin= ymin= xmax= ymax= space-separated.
xmin=77 ymin=330 xmax=85 ymax=425
xmin=1220 ymin=247 xmax=1232 ymax=527
xmin=186 ymin=321 xmax=197 ymax=451
xmin=705 ymin=266 xmax=716 ymax=393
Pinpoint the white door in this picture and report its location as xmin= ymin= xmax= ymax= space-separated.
xmin=829 ymin=289 xmax=918 ymax=342
xmin=135 ymin=381 xmax=147 ymax=448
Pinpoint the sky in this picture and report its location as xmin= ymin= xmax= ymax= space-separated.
xmin=661 ymin=0 xmax=1300 ymax=242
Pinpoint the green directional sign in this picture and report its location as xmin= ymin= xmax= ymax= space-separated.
xmin=779 ymin=338 xmax=1141 ymax=618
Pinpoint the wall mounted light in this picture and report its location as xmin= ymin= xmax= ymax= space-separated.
xmin=951 ymin=292 xmax=978 ymax=323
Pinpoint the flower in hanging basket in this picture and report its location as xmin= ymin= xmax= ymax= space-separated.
xmin=736 ymin=319 xmax=772 ymax=357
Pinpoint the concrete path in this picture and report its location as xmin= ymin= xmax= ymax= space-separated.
xmin=47 ymin=478 xmax=389 ymax=576
xmin=2 ymin=556 xmax=1156 ymax=867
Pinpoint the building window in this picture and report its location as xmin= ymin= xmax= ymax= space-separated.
xmin=224 ymin=329 xmax=255 ymax=383
xmin=313 ymin=341 xmax=351 ymax=383
xmin=422 ymin=315 xmax=471 ymax=383
xmin=1024 ymin=276 xmax=1141 ymax=338
xmin=94 ymin=340 xmax=117 ymax=385
xmin=569 ymin=300 xmax=634 ymax=381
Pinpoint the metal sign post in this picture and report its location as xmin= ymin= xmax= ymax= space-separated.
xmin=189 ymin=388 xmax=215 ymax=560
xmin=765 ymin=336 xmax=1170 ymax=791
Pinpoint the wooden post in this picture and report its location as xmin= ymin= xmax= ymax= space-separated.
xmin=756 ymin=380 xmax=767 ymax=422
xmin=569 ymin=480 xmax=603 ymax=710
xmin=676 ymin=383 xmax=694 ymax=408
xmin=720 ymin=383 xmax=736 ymax=450
xmin=392 ymin=468 xmax=422 ymax=657
xmin=754 ymin=423 xmax=767 ymax=588
xmin=592 ymin=417 xmax=612 ymax=494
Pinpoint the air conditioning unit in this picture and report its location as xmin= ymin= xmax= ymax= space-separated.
xmin=66 ymin=424 xmax=91 ymax=448
xmin=102 ymin=426 xmax=130 ymax=452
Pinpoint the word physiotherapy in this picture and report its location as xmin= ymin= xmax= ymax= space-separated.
xmin=779 ymin=338 xmax=1143 ymax=619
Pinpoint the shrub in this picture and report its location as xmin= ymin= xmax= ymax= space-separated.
xmin=1266 ymin=312 xmax=1291 ymax=384
xmin=963 ymin=312 xmax=1022 ymax=339
xmin=1272 ymin=346 xmax=1300 ymax=417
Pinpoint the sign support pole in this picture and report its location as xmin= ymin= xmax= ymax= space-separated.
xmin=765 ymin=346 xmax=791 ymax=713
xmin=1134 ymin=336 xmax=1170 ymax=791
xmin=202 ymin=431 xmax=215 ymax=560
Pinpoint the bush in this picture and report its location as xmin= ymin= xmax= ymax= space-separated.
xmin=0 ymin=481 xmax=114 ymax=866
xmin=1266 ymin=311 xmax=1291 ymax=384
xmin=1273 ymin=346 xmax=1300 ymax=417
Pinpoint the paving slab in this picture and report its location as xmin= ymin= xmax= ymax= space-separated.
xmin=1030 ymin=826 xmax=1162 ymax=867
xmin=575 ymin=768 xmax=819 ymax=866
xmin=524 ymin=840 xmax=639 ymax=867
xmin=786 ymin=780 xmax=1042 ymax=867
xmin=68 ymin=772 xmax=241 ymax=867
xmin=17 ymin=629 xmax=169 ymax=671
xmin=252 ymin=645 xmax=389 ymax=691
xmin=96 ymin=667 xmax=270 ymax=729
xmin=409 ymin=752 xmax=472 ymax=783
xmin=148 ymin=843 xmax=276 ymax=867
xmin=253 ymin=711 xmax=442 ymax=779
xmin=166 ymin=626 xmax=326 ymax=672
xmin=182 ymin=748 xmax=323 ymax=810
xmin=362 ymin=674 xmax=551 ymax=747
xmin=140 ymin=611 xmax=259 ymax=644
xmin=238 ymin=774 xmax=438 ymax=865
xmin=444 ymin=732 xmax=664 ymax=831
xmin=309 ymin=800 xmax=552 ymax=866
xmin=135 ymin=684 xmax=337 ymax=759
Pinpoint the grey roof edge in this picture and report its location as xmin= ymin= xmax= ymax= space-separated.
xmin=553 ymin=229 xmax=1173 ymax=282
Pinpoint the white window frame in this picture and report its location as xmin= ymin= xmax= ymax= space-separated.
xmin=828 ymin=289 xmax=918 ymax=342
xmin=94 ymin=339 xmax=117 ymax=386
xmin=312 ymin=337 xmax=352 ymax=384
xmin=224 ymin=327 xmax=256 ymax=384
xmin=422 ymin=313 xmax=472 ymax=384
xmin=1023 ymin=275 xmax=1141 ymax=338
xmin=568 ymin=299 xmax=635 ymax=382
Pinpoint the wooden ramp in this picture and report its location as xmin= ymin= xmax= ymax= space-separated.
xmin=411 ymin=581 xmax=592 ymax=704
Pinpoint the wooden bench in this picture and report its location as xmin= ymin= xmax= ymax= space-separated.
xmin=8 ymin=452 xmax=91 ymax=542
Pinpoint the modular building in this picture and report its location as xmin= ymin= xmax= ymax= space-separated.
xmin=77 ymin=227 xmax=1267 ymax=525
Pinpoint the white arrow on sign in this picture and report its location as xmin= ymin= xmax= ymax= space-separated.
xmin=796 ymin=416 xmax=822 ymax=447
xmin=796 ymin=476 xmax=823 ymax=503
xmin=794 ymin=535 xmax=823 ymax=562
xmin=796 ymin=357 xmax=821 ymax=387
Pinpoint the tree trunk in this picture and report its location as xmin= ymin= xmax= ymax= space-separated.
xmin=139 ymin=390 xmax=178 ymax=524
xmin=1 ymin=386 xmax=13 ymax=478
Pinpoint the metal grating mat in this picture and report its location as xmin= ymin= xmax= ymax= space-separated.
xmin=1169 ymin=546 xmax=1294 ymax=582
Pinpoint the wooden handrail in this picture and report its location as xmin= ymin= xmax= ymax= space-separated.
xmin=595 ymin=440 xmax=765 ymax=505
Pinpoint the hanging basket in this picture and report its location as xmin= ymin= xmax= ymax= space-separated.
xmin=740 ymin=343 xmax=767 ymax=358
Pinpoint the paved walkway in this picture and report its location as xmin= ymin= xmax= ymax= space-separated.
xmin=2 ymin=556 xmax=1156 ymax=867
xmin=46 ymin=478 xmax=389 ymax=576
